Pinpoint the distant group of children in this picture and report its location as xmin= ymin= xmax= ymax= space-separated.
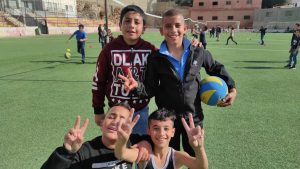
xmin=192 ymin=24 xmax=239 ymax=48
xmin=43 ymin=4 xmax=237 ymax=169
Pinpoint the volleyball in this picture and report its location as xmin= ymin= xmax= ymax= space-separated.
xmin=199 ymin=76 xmax=228 ymax=106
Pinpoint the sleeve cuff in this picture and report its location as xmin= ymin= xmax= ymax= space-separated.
xmin=94 ymin=107 xmax=105 ymax=115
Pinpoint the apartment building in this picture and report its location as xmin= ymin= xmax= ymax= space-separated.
xmin=190 ymin=0 xmax=262 ymax=28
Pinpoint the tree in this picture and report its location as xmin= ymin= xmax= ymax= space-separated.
xmin=262 ymin=0 xmax=288 ymax=8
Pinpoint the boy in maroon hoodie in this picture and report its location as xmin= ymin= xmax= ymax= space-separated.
xmin=92 ymin=5 xmax=157 ymax=135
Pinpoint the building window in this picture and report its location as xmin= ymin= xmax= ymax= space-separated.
xmin=212 ymin=16 xmax=218 ymax=20
xmin=226 ymin=1 xmax=231 ymax=5
xmin=244 ymin=15 xmax=251 ymax=20
xmin=198 ymin=16 xmax=203 ymax=20
xmin=285 ymin=11 xmax=293 ymax=16
xmin=199 ymin=2 xmax=204 ymax=6
xmin=246 ymin=0 xmax=252 ymax=4
xmin=228 ymin=16 xmax=234 ymax=20
xmin=212 ymin=1 xmax=218 ymax=6
xmin=266 ymin=12 xmax=272 ymax=17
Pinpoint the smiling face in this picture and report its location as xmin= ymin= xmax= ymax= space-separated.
xmin=159 ymin=14 xmax=187 ymax=47
xmin=148 ymin=118 xmax=175 ymax=149
xmin=101 ymin=106 xmax=130 ymax=141
xmin=119 ymin=11 xmax=145 ymax=45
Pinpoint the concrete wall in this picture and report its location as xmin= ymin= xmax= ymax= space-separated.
xmin=0 ymin=26 xmax=120 ymax=37
xmin=253 ymin=7 xmax=300 ymax=29
xmin=0 ymin=26 xmax=36 ymax=37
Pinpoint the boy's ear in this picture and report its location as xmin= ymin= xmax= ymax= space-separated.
xmin=171 ymin=127 xmax=175 ymax=137
xmin=159 ymin=27 xmax=163 ymax=36
xmin=142 ymin=26 xmax=146 ymax=34
xmin=147 ymin=128 xmax=150 ymax=135
xmin=119 ymin=22 xmax=122 ymax=31
xmin=183 ymin=24 xmax=188 ymax=33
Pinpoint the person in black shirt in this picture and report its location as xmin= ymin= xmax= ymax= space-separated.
xmin=259 ymin=26 xmax=267 ymax=45
xmin=200 ymin=26 xmax=208 ymax=49
xmin=285 ymin=23 xmax=300 ymax=68
xmin=287 ymin=29 xmax=300 ymax=69
xmin=41 ymin=103 xmax=151 ymax=169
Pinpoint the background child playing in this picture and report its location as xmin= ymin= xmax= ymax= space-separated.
xmin=68 ymin=24 xmax=87 ymax=64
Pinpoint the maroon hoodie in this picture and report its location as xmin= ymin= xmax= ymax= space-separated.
xmin=92 ymin=35 xmax=157 ymax=114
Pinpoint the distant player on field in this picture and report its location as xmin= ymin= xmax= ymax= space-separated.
xmin=259 ymin=26 xmax=267 ymax=45
xmin=68 ymin=24 xmax=87 ymax=64
xmin=287 ymin=28 xmax=300 ymax=69
xmin=285 ymin=23 xmax=300 ymax=68
xmin=226 ymin=26 xmax=238 ymax=45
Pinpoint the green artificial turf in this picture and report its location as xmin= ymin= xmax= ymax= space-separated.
xmin=0 ymin=31 xmax=299 ymax=169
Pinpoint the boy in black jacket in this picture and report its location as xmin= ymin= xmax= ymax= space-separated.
xmin=119 ymin=9 xmax=237 ymax=156
xmin=41 ymin=103 xmax=151 ymax=169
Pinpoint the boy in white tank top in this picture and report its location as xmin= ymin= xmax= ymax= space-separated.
xmin=114 ymin=108 xmax=208 ymax=169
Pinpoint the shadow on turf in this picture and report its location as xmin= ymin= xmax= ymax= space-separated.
xmin=0 ymin=65 xmax=61 ymax=78
xmin=0 ymin=78 xmax=90 ymax=83
xmin=234 ymin=60 xmax=286 ymax=63
xmin=31 ymin=60 xmax=96 ymax=64
xmin=234 ymin=66 xmax=285 ymax=69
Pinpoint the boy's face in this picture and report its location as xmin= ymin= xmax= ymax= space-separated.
xmin=101 ymin=106 xmax=130 ymax=141
xmin=295 ymin=31 xmax=300 ymax=37
xmin=79 ymin=27 xmax=84 ymax=32
xmin=160 ymin=15 xmax=187 ymax=46
xmin=147 ymin=119 xmax=175 ymax=148
xmin=119 ymin=11 xmax=145 ymax=45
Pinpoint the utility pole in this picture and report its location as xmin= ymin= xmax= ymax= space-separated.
xmin=104 ymin=0 xmax=108 ymax=33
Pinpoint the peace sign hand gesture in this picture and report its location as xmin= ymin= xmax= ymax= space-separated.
xmin=117 ymin=108 xmax=140 ymax=145
xmin=64 ymin=116 xmax=89 ymax=153
xmin=181 ymin=113 xmax=204 ymax=151
xmin=118 ymin=68 xmax=138 ymax=92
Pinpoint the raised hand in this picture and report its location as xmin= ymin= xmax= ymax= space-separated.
xmin=116 ymin=108 xmax=140 ymax=144
xmin=118 ymin=68 xmax=138 ymax=92
xmin=181 ymin=113 xmax=204 ymax=150
xmin=191 ymin=38 xmax=202 ymax=48
xmin=131 ymin=141 xmax=152 ymax=163
xmin=64 ymin=116 xmax=89 ymax=153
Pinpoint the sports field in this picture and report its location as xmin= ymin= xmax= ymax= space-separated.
xmin=0 ymin=31 xmax=299 ymax=169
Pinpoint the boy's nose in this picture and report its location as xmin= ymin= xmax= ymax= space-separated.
xmin=128 ymin=21 xmax=135 ymax=27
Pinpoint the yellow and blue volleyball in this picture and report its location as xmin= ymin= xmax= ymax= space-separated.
xmin=199 ymin=76 xmax=228 ymax=106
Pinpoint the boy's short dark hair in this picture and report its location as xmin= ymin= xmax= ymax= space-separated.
xmin=162 ymin=9 xmax=183 ymax=19
xmin=79 ymin=24 xmax=84 ymax=28
xmin=120 ymin=5 xmax=146 ymax=25
xmin=148 ymin=108 xmax=176 ymax=127
xmin=108 ymin=102 xmax=131 ymax=113
xmin=295 ymin=23 xmax=300 ymax=27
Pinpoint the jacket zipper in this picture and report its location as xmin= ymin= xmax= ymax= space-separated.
xmin=159 ymin=54 xmax=185 ymax=114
